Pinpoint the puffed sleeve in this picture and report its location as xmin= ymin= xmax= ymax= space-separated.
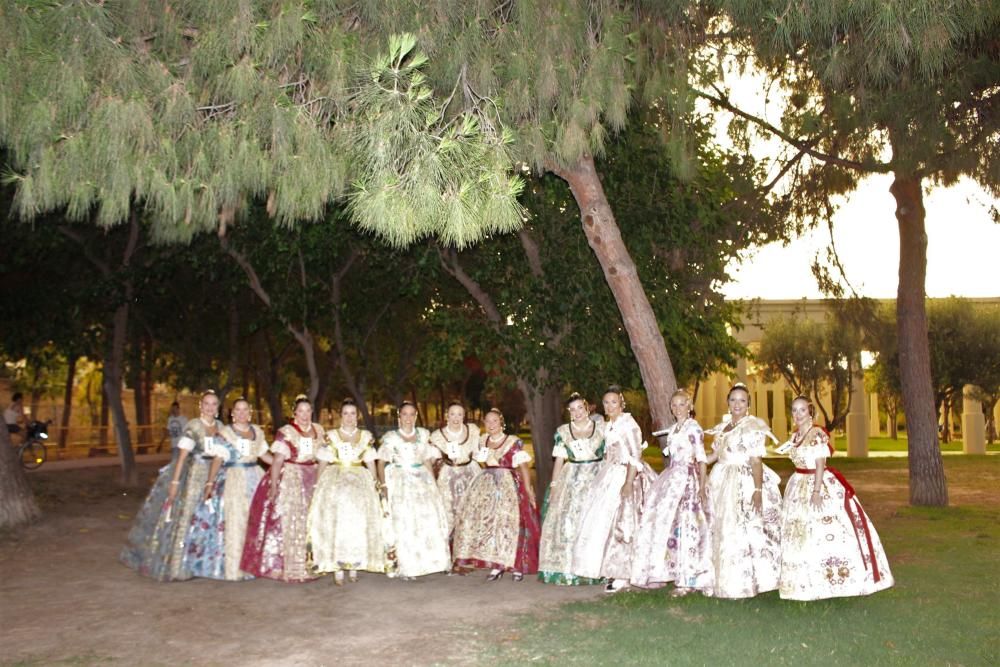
xmin=270 ymin=429 xmax=291 ymax=459
xmin=424 ymin=442 xmax=442 ymax=461
xmin=551 ymin=429 xmax=568 ymax=459
xmin=362 ymin=443 xmax=377 ymax=464
xmin=176 ymin=436 xmax=196 ymax=452
xmin=804 ymin=429 xmax=831 ymax=466
xmin=744 ymin=429 xmax=767 ymax=458
xmin=511 ymin=440 xmax=532 ymax=467
xmin=315 ymin=445 xmax=334 ymax=463
xmin=253 ymin=429 xmax=269 ymax=458
xmin=689 ymin=421 xmax=707 ymax=463
xmin=375 ymin=435 xmax=394 ymax=462
xmin=622 ymin=417 xmax=645 ymax=466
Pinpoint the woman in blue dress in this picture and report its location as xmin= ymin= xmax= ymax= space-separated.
xmin=183 ymin=398 xmax=270 ymax=580
xmin=120 ymin=390 xmax=222 ymax=581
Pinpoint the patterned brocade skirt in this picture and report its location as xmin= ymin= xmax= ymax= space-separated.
xmin=779 ymin=469 xmax=893 ymax=600
xmin=437 ymin=462 xmax=480 ymax=535
xmin=538 ymin=460 xmax=602 ymax=585
xmin=630 ymin=461 xmax=713 ymax=590
xmin=308 ymin=464 xmax=385 ymax=574
xmin=183 ymin=462 xmax=263 ymax=581
xmin=706 ymin=461 xmax=782 ymax=598
xmin=120 ymin=458 xmax=210 ymax=581
xmin=383 ymin=465 xmax=451 ymax=578
xmin=240 ymin=461 xmax=318 ymax=582
xmin=453 ymin=467 xmax=540 ymax=574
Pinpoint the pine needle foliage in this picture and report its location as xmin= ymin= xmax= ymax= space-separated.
xmin=0 ymin=1 xmax=525 ymax=247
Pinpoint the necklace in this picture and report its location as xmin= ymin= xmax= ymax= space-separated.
xmin=398 ymin=427 xmax=417 ymax=442
xmin=486 ymin=432 xmax=507 ymax=448
xmin=338 ymin=427 xmax=359 ymax=443
xmin=569 ymin=420 xmax=595 ymax=439
xmin=232 ymin=423 xmax=252 ymax=435
xmin=793 ymin=425 xmax=813 ymax=445
xmin=724 ymin=414 xmax=746 ymax=433
xmin=444 ymin=424 xmax=469 ymax=444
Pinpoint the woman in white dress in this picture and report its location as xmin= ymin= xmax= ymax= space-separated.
xmin=309 ymin=398 xmax=384 ymax=584
xmin=376 ymin=401 xmax=451 ymax=579
xmin=571 ymin=386 xmax=656 ymax=593
xmin=538 ymin=393 xmax=605 ymax=585
xmin=631 ymin=389 xmax=713 ymax=595
xmin=428 ymin=401 xmax=481 ymax=537
xmin=705 ymin=383 xmax=782 ymax=598
xmin=778 ymin=395 xmax=893 ymax=600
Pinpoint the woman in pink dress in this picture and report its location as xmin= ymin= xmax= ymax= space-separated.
xmin=631 ymin=389 xmax=713 ymax=595
xmin=778 ymin=395 xmax=893 ymax=600
xmin=571 ymin=386 xmax=656 ymax=593
xmin=240 ymin=395 xmax=324 ymax=582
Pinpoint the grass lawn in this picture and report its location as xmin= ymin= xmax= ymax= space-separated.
xmin=833 ymin=435 xmax=1000 ymax=453
xmin=484 ymin=456 xmax=1000 ymax=666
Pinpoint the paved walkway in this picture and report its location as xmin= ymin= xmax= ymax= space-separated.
xmin=27 ymin=452 xmax=172 ymax=472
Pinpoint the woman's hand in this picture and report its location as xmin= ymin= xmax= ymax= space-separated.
xmin=751 ymin=488 xmax=763 ymax=515
xmin=267 ymin=481 xmax=278 ymax=503
xmin=202 ymin=481 xmax=215 ymax=502
xmin=167 ymin=481 xmax=180 ymax=502
xmin=810 ymin=489 xmax=823 ymax=509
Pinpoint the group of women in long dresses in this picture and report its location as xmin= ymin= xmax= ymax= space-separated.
xmin=121 ymin=383 xmax=893 ymax=601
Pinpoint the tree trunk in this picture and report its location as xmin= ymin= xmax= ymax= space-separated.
xmin=106 ymin=301 xmax=137 ymax=487
xmin=129 ymin=335 xmax=148 ymax=448
xmin=556 ymin=155 xmax=677 ymax=435
xmin=99 ymin=382 xmax=110 ymax=447
xmin=519 ymin=379 xmax=562 ymax=499
xmin=58 ymin=354 xmax=78 ymax=449
xmin=888 ymin=406 xmax=899 ymax=440
xmin=0 ymin=424 xmax=41 ymax=529
xmin=891 ymin=173 xmax=948 ymax=506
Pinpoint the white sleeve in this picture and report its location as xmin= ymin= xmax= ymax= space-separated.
xmin=177 ymin=436 xmax=196 ymax=452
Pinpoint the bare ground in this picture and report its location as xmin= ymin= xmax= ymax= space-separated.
xmin=0 ymin=464 xmax=602 ymax=667
xmin=3 ymin=457 xmax=996 ymax=666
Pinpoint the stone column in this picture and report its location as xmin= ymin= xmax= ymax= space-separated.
xmin=846 ymin=358 xmax=869 ymax=457
xmin=770 ymin=380 xmax=789 ymax=442
xmin=962 ymin=385 xmax=986 ymax=454
xmin=716 ymin=372 xmax=729 ymax=425
xmin=754 ymin=382 xmax=769 ymax=425
xmin=869 ymin=392 xmax=881 ymax=436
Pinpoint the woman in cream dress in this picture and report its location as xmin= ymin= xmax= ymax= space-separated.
xmin=571 ymin=386 xmax=656 ymax=593
xmin=452 ymin=408 xmax=539 ymax=581
xmin=428 ymin=401 xmax=481 ymax=536
xmin=704 ymin=383 xmax=782 ymax=598
xmin=183 ymin=397 xmax=269 ymax=580
xmin=778 ymin=395 xmax=893 ymax=600
xmin=376 ymin=401 xmax=451 ymax=579
xmin=241 ymin=396 xmax=324 ymax=582
xmin=308 ymin=398 xmax=384 ymax=584
xmin=538 ymin=393 xmax=604 ymax=585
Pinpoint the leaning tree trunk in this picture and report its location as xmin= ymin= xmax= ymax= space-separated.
xmin=105 ymin=300 xmax=138 ymax=487
xmin=58 ymin=354 xmax=78 ymax=449
xmin=891 ymin=173 xmax=948 ymax=506
xmin=519 ymin=379 xmax=563 ymax=499
xmin=0 ymin=422 xmax=41 ymax=529
xmin=556 ymin=154 xmax=678 ymax=434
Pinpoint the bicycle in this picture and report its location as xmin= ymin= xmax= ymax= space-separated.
xmin=16 ymin=420 xmax=49 ymax=470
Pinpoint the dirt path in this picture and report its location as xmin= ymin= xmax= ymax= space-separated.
xmin=1 ymin=465 xmax=602 ymax=666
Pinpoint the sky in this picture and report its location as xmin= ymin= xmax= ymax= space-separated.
xmin=722 ymin=175 xmax=1000 ymax=301
xmin=709 ymin=65 xmax=1000 ymax=302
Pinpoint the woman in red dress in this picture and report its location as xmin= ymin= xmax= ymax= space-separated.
xmin=240 ymin=395 xmax=325 ymax=582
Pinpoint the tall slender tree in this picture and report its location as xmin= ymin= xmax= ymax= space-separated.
xmin=696 ymin=0 xmax=1000 ymax=505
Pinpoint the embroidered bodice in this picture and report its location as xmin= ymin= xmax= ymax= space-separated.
xmin=552 ymin=421 xmax=605 ymax=462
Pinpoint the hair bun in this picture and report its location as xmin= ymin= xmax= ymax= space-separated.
xmin=295 ymin=394 xmax=308 ymax=402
